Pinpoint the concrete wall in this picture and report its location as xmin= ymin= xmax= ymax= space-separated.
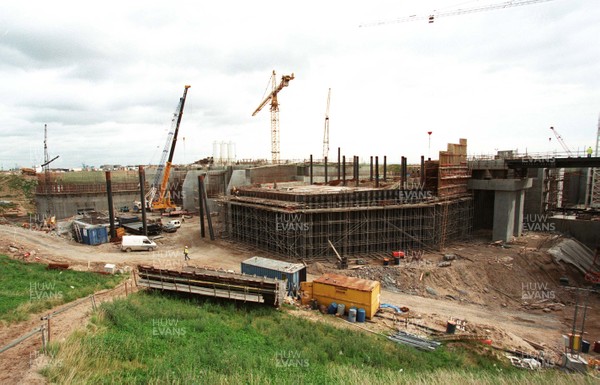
xmin=247 ymin=165 xmax=299 ymax=184
xmin=36 ymin=192 xmax=139 ymax=220
xmin=524 ymin=168 xmax=545 ymax=216
xmin=552 ymin=217 xmax=600 ymax=249
xmin=181 ymin=170 xmax=220 ymax=214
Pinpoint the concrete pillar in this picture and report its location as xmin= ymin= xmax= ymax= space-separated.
xmin=514 ymin=190 xmax=525 ymax=237
xmin=468 ymin=178 xmax=533 ymax=243
xmin=493 ymin=191 xmax=516 ymax=242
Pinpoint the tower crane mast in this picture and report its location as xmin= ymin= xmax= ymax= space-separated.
xmin=323 ymin=88 xmax=331 ymax=160
xmin=252 ymin=70 xmax=294 ymax=164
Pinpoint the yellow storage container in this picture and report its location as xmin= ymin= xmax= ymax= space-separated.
xmin=300 ymin=281 xmax=313 ymax=305
xmin=312 ymin=273 xmax=380 ymax=319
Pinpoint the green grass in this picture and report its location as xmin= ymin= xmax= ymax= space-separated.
xmin=41 ymin=291 xmax=594 ymax=384
xmin=0 ymin=255 xmax=124 ymax=324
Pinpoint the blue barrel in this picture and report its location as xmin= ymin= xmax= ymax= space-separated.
xmin=357 ymin=308 xmax=366 ymax=323
xmin=336 ymin=303 xmax=346 ymax=316
xmin=311 ymin=299 xmax=318 ymax=310
xmin=327 ymin=302 xmax=338 ymax=315
xmin=446 ymin=321 xmax=456 ymax=334
xmin=582 ymin=340 xmax=590 ymax=353
xmin=348 ymin=307 xmax=357 ymax=322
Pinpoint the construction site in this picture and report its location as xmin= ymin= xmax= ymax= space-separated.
xmin=1 ymin=1 xmax=600 ymax=380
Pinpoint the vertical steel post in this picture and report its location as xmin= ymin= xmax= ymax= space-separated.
xmin=199 ymin=174 xmax=215 ymax=240
xmin=337 ymin=147 xmax=341 ymax=181
xmin=105 ymin=171 xmax=116 ymax=239
xmin=342 ymin=156 xmax=346 ymax=186
xmin=310 ymin=154 xmax=313 ymax=185
xmin=383 ymin=156 xmax=387 ymax=182
xmin=138 ymin=166 xmax=148 ymax=236
xmin=198 ymin=175 xmax=205 ymax=238
xmin=421 ymin=155 xmax=425 ymax=187
xmin=375 ymin=156 xmax=379 ymax=188
xmin=324 ymin=156 xmax=328 ymax=184
xmin=354 ymin=156 xmax=359 ymax=187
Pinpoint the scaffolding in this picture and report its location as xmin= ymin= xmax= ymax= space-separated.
xmin=221 ymin=186 xmax=472 ymax=259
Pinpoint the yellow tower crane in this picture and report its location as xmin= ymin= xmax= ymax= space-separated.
xmin=252 ymin=70 xmax=294 ymax=164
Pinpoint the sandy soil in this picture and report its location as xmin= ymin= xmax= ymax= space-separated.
xmin=1 ymin=219 xmax=599 ymax=383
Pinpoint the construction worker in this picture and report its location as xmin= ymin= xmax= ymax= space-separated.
xmin=184 ymin=246 xmax=190 ymax=261
xmin=588 ymin=147 xmax=594 ymax=158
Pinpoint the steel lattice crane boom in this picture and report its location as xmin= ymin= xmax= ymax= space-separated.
xmin=549 ymin=126 xmax=573 ymax=156
xmin=323 ymin=88 xmax=331 ymax=160
xmin=252 ymin=70 xmax=294 ymax=164
xmin=359 ymin=0 xmax=555 ymax=27
xmin=147 ymin=105 xmax=181 ymax=207
xmin=151 ymin=85 xmax=190 ymax=212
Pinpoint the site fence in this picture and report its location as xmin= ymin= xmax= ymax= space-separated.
xmin=0 ymin=280 xmax=134 ymax=357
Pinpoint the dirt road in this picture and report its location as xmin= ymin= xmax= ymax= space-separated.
xmin=0 ymin=281 xmax=135 ymax=384
xmin=1 ymin=222 xmax=598 ymax=382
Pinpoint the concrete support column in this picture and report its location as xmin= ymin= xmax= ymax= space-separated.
xmin=514 ymin=190 xmax=525 ymax=237
xmin=469 ymin=178 xmax=533 ymax=243
xmin=493 ymin=191 xmax=516 ymax=242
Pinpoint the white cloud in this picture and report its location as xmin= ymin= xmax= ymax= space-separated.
xmin=0 ymin=0 xmax=598 ymax=169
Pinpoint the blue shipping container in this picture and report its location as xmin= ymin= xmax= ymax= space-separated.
xmin=81 ymin=226 xmax=108 ymax=245
xmin=241 ymin=256 xmax=307 ymax=296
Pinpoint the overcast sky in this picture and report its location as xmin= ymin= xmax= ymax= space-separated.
xmin=0 ymin=0 xmax=598 ymax=169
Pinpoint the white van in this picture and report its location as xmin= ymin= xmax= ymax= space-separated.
xmin=121 ymin=235 xmax=157 ymax=252
xmin=169 ymin=219 xmax=182 ymax=228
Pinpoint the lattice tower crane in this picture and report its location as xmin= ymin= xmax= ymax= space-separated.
xmin=252 ymin=70 xmax=294 ymax=164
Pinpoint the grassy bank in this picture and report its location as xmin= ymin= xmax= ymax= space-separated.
xmin=42 ymin=291 xmax=592 ymax=384
xmin=0 ymin=255 xmax=123 ymax=324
